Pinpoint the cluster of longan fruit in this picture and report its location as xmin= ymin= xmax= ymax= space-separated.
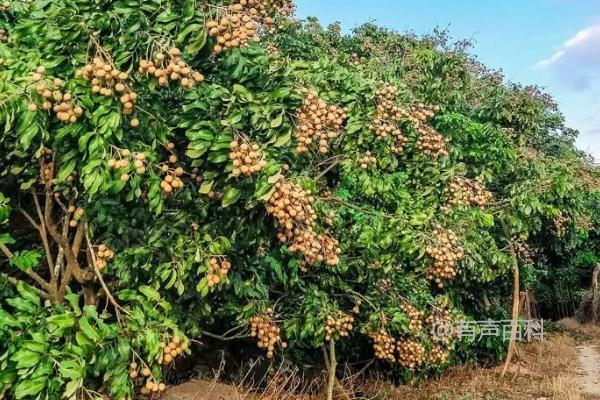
xmin=369 ymin=329 xmax=396 ymax=362
xmin=349 ymin=53 xmax=362 ymax=67
xmin=400 ymin=303 xmax=423 ymax=332
xmin=408 ymin=103 xmax=438 ymax=124
xmin=372 ymin=84 xmax=409 ymax=153
xmin=428 ymin=344 xmax=449 ymax=363
xmin=76 ymin=56 xmax=138 ymax=117
xmin=288 ymin=231 xmax=340 ymax=267
xmin=378 ymin=278 xmax=392 ymax=292
xmin=206 ymin=10 xmax=259 ymax=54
xmin=67 ymin=206 xmax=85 ymax=228
xmin=159 ymin=164 xmax=185 ymax=195
xmin=442 ymin=176 xmax=492 ymax=211
xmin=359 ymin=152 xmax=377 ymax=169
xmin=425 ymin=227 xmax=464 ymax=288
xmin=190 ymin=167 xmax=203 ymax=184
xmin=107 ymin=149 xmax=146 ymax=182
xmin=40 ymin=161 xmax=54 ymax=185
xmin=396 ymin=339 xmax=425 ymax=370
xmin=162 ymin=336 xmax=188 ymax=365
xmin=295 ymin=88 xmax=347 ymax=154
xmin=415 ymin=125 xmax=448 ymax=158
xmin=229 ymin=140 xmax=266 ymax=177
xmin=553 ymin=214 xmax=568 ymax=237
xmin=250 ymin=309 xmax=287 ymax=358
xmin=266 ymin=181 xmax=341 ymax=266
xmin=267 ymin=180 xmax=316 ymax=232
xmin=138 ymin=47 xmax=204 ymax=89
xmin=324 ymin=313 xmax=354 ymax=341
xmin=0 ymin=28 xmax=9 ymax=43
xmin=0 ymin=1 xmax=9 ymax=11
xmin=206 ymin=0 xmax=294 ymax=54
xmin=206 ymin=257 xmax=231 ymax=288
xmin=95 ymin=244 xmax=114 ymax=271
xmin=29 ymin=67 xmax=83 ymax=123
xmin=266 ymin=43 xmax=278 ymax=54
xmin=351 ymin=299 xmax=362 ymax=315
xmin=425 ymin=307 xmax=451 ymax=332
xmin=129 ymin=362 xmax=166 ymax=395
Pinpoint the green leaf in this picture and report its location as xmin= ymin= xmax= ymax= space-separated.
xmin=78 ymin=316 xmax=100 ymax=342
xmin=196 ymin=277 xmax=209 ymax=297
xmin=9 ymin=250 xmax=42 ymax=271
xmin=139 ymin=285 xmax=160 ymax=302
xmin=270 ymin=111 xmax=284 ymax=128
xmin=14 ymin=377 xmax=45 ymax=399
xmin=221 ymin=186 xmax=241 ymax=208
xmin=10 ymin=350 xmax=41 ymax=369
xmin=64 ymin=379 xmax=82 ymax=398
xmin=199 ymin=180 xmax=213 ymax=194
xmin=0 ymin=232 xmax=15 ymax=244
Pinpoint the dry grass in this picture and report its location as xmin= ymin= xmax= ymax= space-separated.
xmin=166 ymin=332 xmax=590 ymax=400
xmin=557 ymin=318 xmax=600 ymax=341
xmin=365 ymin=334 xmax=581 ymax=400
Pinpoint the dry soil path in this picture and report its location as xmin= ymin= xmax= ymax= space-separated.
xmin=577 ymin=344 xmax=600 ymax=399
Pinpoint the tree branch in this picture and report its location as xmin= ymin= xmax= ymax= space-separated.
xmin=85 ymin=233 xmax=128 ymax=320
xmin=0 ymin=242 xmax=53 ymax=293
xmin=1 ymin=273 xmax=51 ymax=300
xmin=29 ymin=194 xmax=56 ymax=282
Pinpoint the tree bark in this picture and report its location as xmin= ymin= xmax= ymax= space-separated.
xmin=501 ymin=241 xmax=520 ymax=377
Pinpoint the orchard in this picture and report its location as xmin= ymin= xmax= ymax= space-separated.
xmin=0 ymin=0 xmax=599 ymax=399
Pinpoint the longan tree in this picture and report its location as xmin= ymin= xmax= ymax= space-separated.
xmin=0 ymin=0 xmax=598 ymax=399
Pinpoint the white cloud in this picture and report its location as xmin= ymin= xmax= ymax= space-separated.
xmin=576 ymin=112 xmax=600 ymax=162
xmin=537 ymin=24 xmax=600 ymax=89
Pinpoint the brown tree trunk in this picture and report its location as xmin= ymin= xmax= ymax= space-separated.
xmin=591 ymin=264 xmax=599 ymax=323
xmin=501 ymin=256 xmax=519 ymax=377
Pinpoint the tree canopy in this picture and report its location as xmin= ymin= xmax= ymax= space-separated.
xmin=0 ymin=1 xmax=599 ymax=399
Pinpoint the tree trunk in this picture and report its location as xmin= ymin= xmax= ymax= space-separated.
xmin=591 ymin=264 xmax=599 ymax=323
xmin=501 ymin=250 xmax=519 ymax=377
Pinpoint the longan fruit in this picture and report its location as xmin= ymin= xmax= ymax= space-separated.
xmin=27 ymin=103 xmax=37 ymax=112
xmin=130 ymin=118 xmax=139 ymax=127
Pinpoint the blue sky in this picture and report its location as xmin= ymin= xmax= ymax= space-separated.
xmin=294 ymin=0 xmax=600 ymax=160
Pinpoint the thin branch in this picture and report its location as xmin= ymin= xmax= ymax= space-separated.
xmin=316 ymin=158 xmax=341 ymax=181
xmin=86 ymin=233 xmax=128 ymax=320
xmin=1 ymin=273 xmax=51 ymax=300
xmin=0 ymin=242 xmax=53 ymax=292
xmin=201 ymin=330 xmax=249 ymax=341
xmin=0 ymin=242 xmax=13 ymax=258
xmin=18 ymin=207 xmax=40 ymax=230
xmin=30 ymin=194 xmax=56 ymax=281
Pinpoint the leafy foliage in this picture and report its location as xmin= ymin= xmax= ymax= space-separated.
xmin=0 ymin=0 xmax=599 ymax=398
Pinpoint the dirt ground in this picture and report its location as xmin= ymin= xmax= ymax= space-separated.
xmin=164 ymin=319 xmax=600 ymax=400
